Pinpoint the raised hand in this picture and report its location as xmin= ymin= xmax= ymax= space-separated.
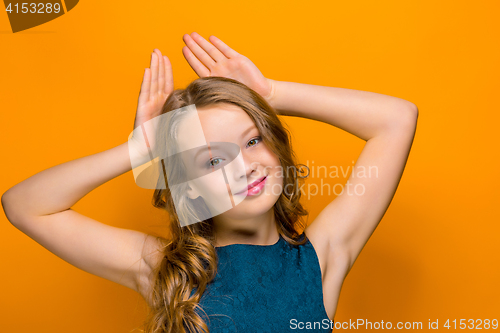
xmin=130 ymin=49 xmax=173 ymax=162
xmin=182 ymin=32 xmax=276 ymax=106
xmin=134 ymin=49 xmax=174 ymax=131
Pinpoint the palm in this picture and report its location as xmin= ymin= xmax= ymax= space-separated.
xmin=131 ymin=49 xmax=173 ymax=159
xmin=134 ymin=49 xmax=174 ymax=131
xmin=181 ymin=32 xmax=275 ymax=104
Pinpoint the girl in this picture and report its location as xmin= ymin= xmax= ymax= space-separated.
xmin=2 ymin=32 xmax=418 ymax=333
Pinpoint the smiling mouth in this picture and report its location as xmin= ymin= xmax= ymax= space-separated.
xmin=235 ymin=176 xmax=267 ymax=195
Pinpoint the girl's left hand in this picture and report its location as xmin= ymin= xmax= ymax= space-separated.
xmin=182 ymin=32 xmax=276 ymax=107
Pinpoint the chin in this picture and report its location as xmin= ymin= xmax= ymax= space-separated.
xmin=229 ymin=189 xmax=282 ymax=219
xmin=224 ymin=205 xmax=274 ymax=221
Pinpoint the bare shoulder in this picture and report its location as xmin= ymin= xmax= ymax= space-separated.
xmin=136 ymin=234 xmax=168 ymax=306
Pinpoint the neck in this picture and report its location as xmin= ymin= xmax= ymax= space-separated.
xmin=212 ymin=208 xmax=279 ymax=247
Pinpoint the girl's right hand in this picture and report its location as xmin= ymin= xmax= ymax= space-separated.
xmin=130 ymin=49 xmax=173 ymax=161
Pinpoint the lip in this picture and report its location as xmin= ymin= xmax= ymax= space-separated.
xmin=235 ymin=176 xmax=267 ymax=195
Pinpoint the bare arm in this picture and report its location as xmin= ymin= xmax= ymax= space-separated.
xmin=3 ymin=142 xmax=131 ymax=217
xmin=1 ymin=142 xmax=158 ymax=292
xmin=269 ymin=79 xmax=418 ymax=274
xmin=268 ymin=79 xmax=416 ymax=140
xmin=1 ymin=49 xmax=173 ymax=295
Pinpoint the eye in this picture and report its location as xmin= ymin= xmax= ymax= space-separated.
xmin=247 ymin=136 xmax=262 ymax=148
xmin=206 ymin=137 xmax=262 ymax=169
xmin=208 ymin=158 xmax=223 ymax=168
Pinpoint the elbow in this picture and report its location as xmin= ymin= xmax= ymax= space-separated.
xmin=1 ymin=189 xmax=12 ymax=212
xmin=2 ymin=189 xmax=23 ymax=226
xmin=2 ymin=190 xmax=14 ymax=223
xmin=398 ymin=102 xmax=419 ymax=129
xmin=408 ymin=102 xmax=419 ymax=120
xmin=383 ymin=102 xmax=418 ymax=136
xmin=1 ymin=191 xmax=12 ymax=223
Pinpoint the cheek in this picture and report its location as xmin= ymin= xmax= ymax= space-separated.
xmin=272 ymin=166 xmax=284 ymax=195
xmin=265 ymin=165 xmax=285 ymax=196
xmin=191 ymin=170 xmax=229 ymax=197
xmin=264 ymin=152 xmax=283 ymax=184
xmin=191 ymin=170 xmax=240 ymax=216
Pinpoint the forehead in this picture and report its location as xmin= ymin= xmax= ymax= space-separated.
xmin=176 ymin=104 xmax=257 ymax=151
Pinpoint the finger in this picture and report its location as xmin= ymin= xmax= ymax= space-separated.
xmin=138 ymin=68 xmax=151 ymax=105
xmin=163 ymin=55 xmax=174 ymax=95
xmin=190 ymin=32 xmax=226 ymax=62
xmin=208 ymin=35 xmax=240 ymax=59
xmin=182 ymin=46 xmax=210 ymax=77
xmin=154 ymin=49 xmax=165 ymax=94
xmin=183 ymin=33 xmax=216 ymax=68
xmin=150 ymin=52 xmax=159 ymax=100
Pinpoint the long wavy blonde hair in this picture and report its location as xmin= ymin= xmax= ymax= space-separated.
xmin=139 ymin=76 xmax=308 ymax=333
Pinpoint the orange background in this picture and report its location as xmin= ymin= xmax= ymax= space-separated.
xmin=1 ymin=1 xmax=499 ymax=332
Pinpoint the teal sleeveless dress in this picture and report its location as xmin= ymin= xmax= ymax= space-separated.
xmin=189 ymin=232 xmax=334 ymax=332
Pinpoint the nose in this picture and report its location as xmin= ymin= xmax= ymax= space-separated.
xmin=233 ymin=149 xmax=258 ymax=182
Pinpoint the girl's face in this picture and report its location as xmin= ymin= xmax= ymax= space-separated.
xmin=176 ymin=103 xmax=283 ymax=221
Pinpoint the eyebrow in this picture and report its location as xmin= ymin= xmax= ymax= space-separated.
xmin=240 ymin=124 xmax=257 ymax=139
xmin=193 ymin=143 xmax=224 ymax=161
xmin=193 ymin=124 xmax=257 ymax=161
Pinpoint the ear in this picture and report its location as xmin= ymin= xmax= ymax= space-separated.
xmin=186 ymin=181 xmax=200 ymax=200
